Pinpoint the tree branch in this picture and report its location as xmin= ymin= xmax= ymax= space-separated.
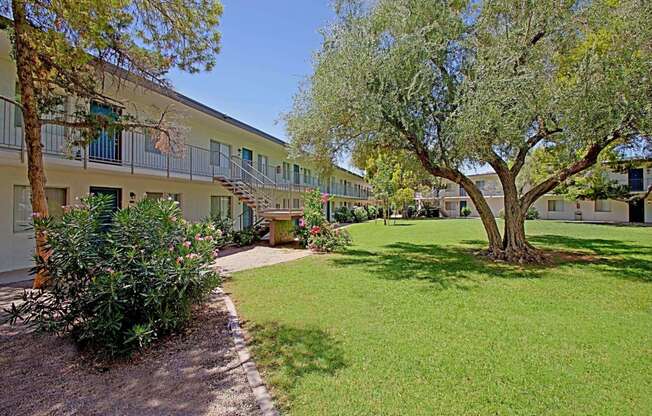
xmin=520 ymin=127 xmax=629 ymax=210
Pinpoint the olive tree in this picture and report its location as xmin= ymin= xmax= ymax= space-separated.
xmin=286 ymin=0 xmax=651 ymax=263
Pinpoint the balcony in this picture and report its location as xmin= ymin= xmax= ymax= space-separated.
xmin=0 ymin=100 xmax=371 ymax=200
xmin=441 ymin=187 xmax=504 ymax=198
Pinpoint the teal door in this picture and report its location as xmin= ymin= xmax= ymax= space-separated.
xmin=241 ymin=148 xmax=253 ymax=182
xmin=89 ymin=102 xmax=121 ymax=163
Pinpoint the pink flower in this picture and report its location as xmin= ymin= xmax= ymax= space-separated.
xmin=183 ymin=241 xmax=192 ymax=248
xmin=31 ymin=212 xmax=42 ymax=218
xmin=169 ymin=246 xmax=174 ymax=252
xmin=194 ymin=233 xmax=204 ymax=241
xmin=212 ymin=250 xmax=220 ymax=258
xmin=299 ymin=218 xmax=305 ymax=228
xmin=205 ymin=235 xmax=214 ymax=241
xmin=185 ymin=253 xmax=199 ymax=260
xmin=321 ymin=193 xmax=329 ymax=203
xmin=170 ymin=216 xmax=177 ymax=222
xmin=106 ymin=267 xmax=114 ymax=274
xmin=176 ymin=257 xmax=184 ymax=264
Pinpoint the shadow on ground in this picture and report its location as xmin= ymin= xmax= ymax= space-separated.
xmin=527 ymin=234 xmax=652 ymax=282
xmin=461 ymin=235 xmax=652 ymax=283
xmin=0 ymin=295 xmax=260 ymax=416
xmin=245 ymin=322 xmax=345 ymax=410
xmin=333 ymin=241 xmax=545 ymax=290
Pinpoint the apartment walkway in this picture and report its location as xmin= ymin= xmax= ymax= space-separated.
xmin=215 ymin=244 xmax=312 ymax=275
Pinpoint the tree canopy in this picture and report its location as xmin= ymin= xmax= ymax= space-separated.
xmin=286 ymin=0 xmax=651 ymax=262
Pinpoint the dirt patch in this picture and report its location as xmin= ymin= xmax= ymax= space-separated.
xmin=0 ymin=293 xmax=260 ymax=416
xmin=471 ymin=247 xmax=602 ymax=267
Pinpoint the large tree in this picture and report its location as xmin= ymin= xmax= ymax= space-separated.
xmin=286 ymin=0 xmax=651 ymax=263
xmin=0 ymin=0 xmax=222 ymax=287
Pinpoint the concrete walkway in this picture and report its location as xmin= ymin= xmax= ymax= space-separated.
xmin=214 ymin=244 xmax=312 ymax=275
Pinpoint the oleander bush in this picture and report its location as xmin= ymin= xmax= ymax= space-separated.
xmin=7 ymin=195 xmax=220 ymax=356
xmin=295 ymin=190 xmax=351 ymax=252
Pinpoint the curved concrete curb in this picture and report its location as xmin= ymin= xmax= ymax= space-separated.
xmin=216 ymin=288 xmax=279 ymax=416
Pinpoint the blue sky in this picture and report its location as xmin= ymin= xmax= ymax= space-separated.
xmin=168 ymin=1 xmax=335 ymax=143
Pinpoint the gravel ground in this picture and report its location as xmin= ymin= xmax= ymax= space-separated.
xmin=0 ymin=289 xmax=260 ymax=416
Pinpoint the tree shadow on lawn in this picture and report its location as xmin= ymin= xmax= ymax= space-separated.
xmin=461 ymin=235 xmax=652 ymax=282
xmin=526 ymin=234 xmax=652 ymax=282
xmin=245 ymin=322 xmax=346 ymax=411
xmin=333 ymin=242 xmax=546 ymax=290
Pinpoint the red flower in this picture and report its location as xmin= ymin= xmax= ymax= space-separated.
xmin=310 ymin=225 xmax=321 ymax=235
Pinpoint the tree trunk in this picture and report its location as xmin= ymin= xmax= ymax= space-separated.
xmin=501 ymin=191 xmax=546 ymax=263
xmin=458 ymin=177 xmax=503 ymax=255
xmin=13 ymin=0 xmax=50 ymax=288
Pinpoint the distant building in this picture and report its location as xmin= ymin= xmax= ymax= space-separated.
xmin=439 ymin=164 xmax=652 ymax=223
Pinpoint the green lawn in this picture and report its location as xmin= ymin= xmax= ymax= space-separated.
xmin=225 ymin=219 xmax=652 ymax=415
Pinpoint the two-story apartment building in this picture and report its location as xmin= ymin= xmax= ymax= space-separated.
xmin=439 ymin=166 xmax=652 ymax=223
xmin=0 ymin=32 xmax=371 ymax=273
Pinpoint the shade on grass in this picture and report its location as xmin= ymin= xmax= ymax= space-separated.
xmin=225 ymin=219 xmax=652 ymax=415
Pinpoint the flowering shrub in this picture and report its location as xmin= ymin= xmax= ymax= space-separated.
xmin=7 ymin=195 xmax=220 ymax=356
xmin=367 ymin=205 xmax=378 ymax=219
xmin=295 ymin=189 xmax=351 ymax=252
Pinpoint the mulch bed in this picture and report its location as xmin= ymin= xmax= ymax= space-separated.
xmin=0 ymin=292 xmax=260 ymax=416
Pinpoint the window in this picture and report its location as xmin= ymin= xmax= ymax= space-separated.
xmin=293 ymin=198 xmax=301 ymax=209
xmin=210 ymin=196 xmax=232 ymax=219
xmin=445 ymin=201 xmax=457 ymax=212
xmin=13 ymin=185 xmax=67 ymax=233
xmin=595 ymin=199 xmax=611 ymax=212
xmin=282 ymin=162 xmax=290 ymax=181
xmin=210 ymin=140 xmax=231 ymax=166
xmin=475 ymin=180 xmax=485 ymax=189
xmin=257 ymin=154 xmax=269 ymax=175
xmin=282 ymin=198 xmax=289 ymax=209
xmin=547 ymin=200 xmax=564 ymax=212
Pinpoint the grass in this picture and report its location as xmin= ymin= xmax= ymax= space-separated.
xmin=225 ymin=219 xmax=652 ymax=415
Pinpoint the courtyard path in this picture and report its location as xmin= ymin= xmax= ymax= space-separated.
xmin=215 ymin=244 xmax=312 ymax=275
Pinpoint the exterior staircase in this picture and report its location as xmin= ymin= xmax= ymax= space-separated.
xmin=213 ymin=156 xmax=279 ymax=231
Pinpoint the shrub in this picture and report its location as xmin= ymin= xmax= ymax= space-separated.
xmin=353 ymin=206 xmax=368 ymax=222
xmin=498 ymin=209 xmax=505 ymax=219
xmin=525 ymin=207 xmax=540 ymax=220
xmin=406 ymin=205 xmax=416 ymax=218
xmin=334 ymin=206 xmax=353 ymax=223
xmin=461 ymin=206 xmax=472 ymax=217
xmin=208 ymin=215 xmax=235 ymax=247
xmin=295 ymin=190 xmax=352 ymax=252
xmin=367 ymin=205 xmax=378 ymax=219
xmin=7 ymin=195 xmax=220 ymax=356
xmin=307 ymin=226 xmax=352 ymax=252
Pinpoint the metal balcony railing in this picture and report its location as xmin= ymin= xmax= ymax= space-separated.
xmin=0 ymin=98 xmax=372 ymax=201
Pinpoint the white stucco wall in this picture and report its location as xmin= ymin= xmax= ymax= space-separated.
xmin=0 ymin=161 xmax=238 ymax=272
